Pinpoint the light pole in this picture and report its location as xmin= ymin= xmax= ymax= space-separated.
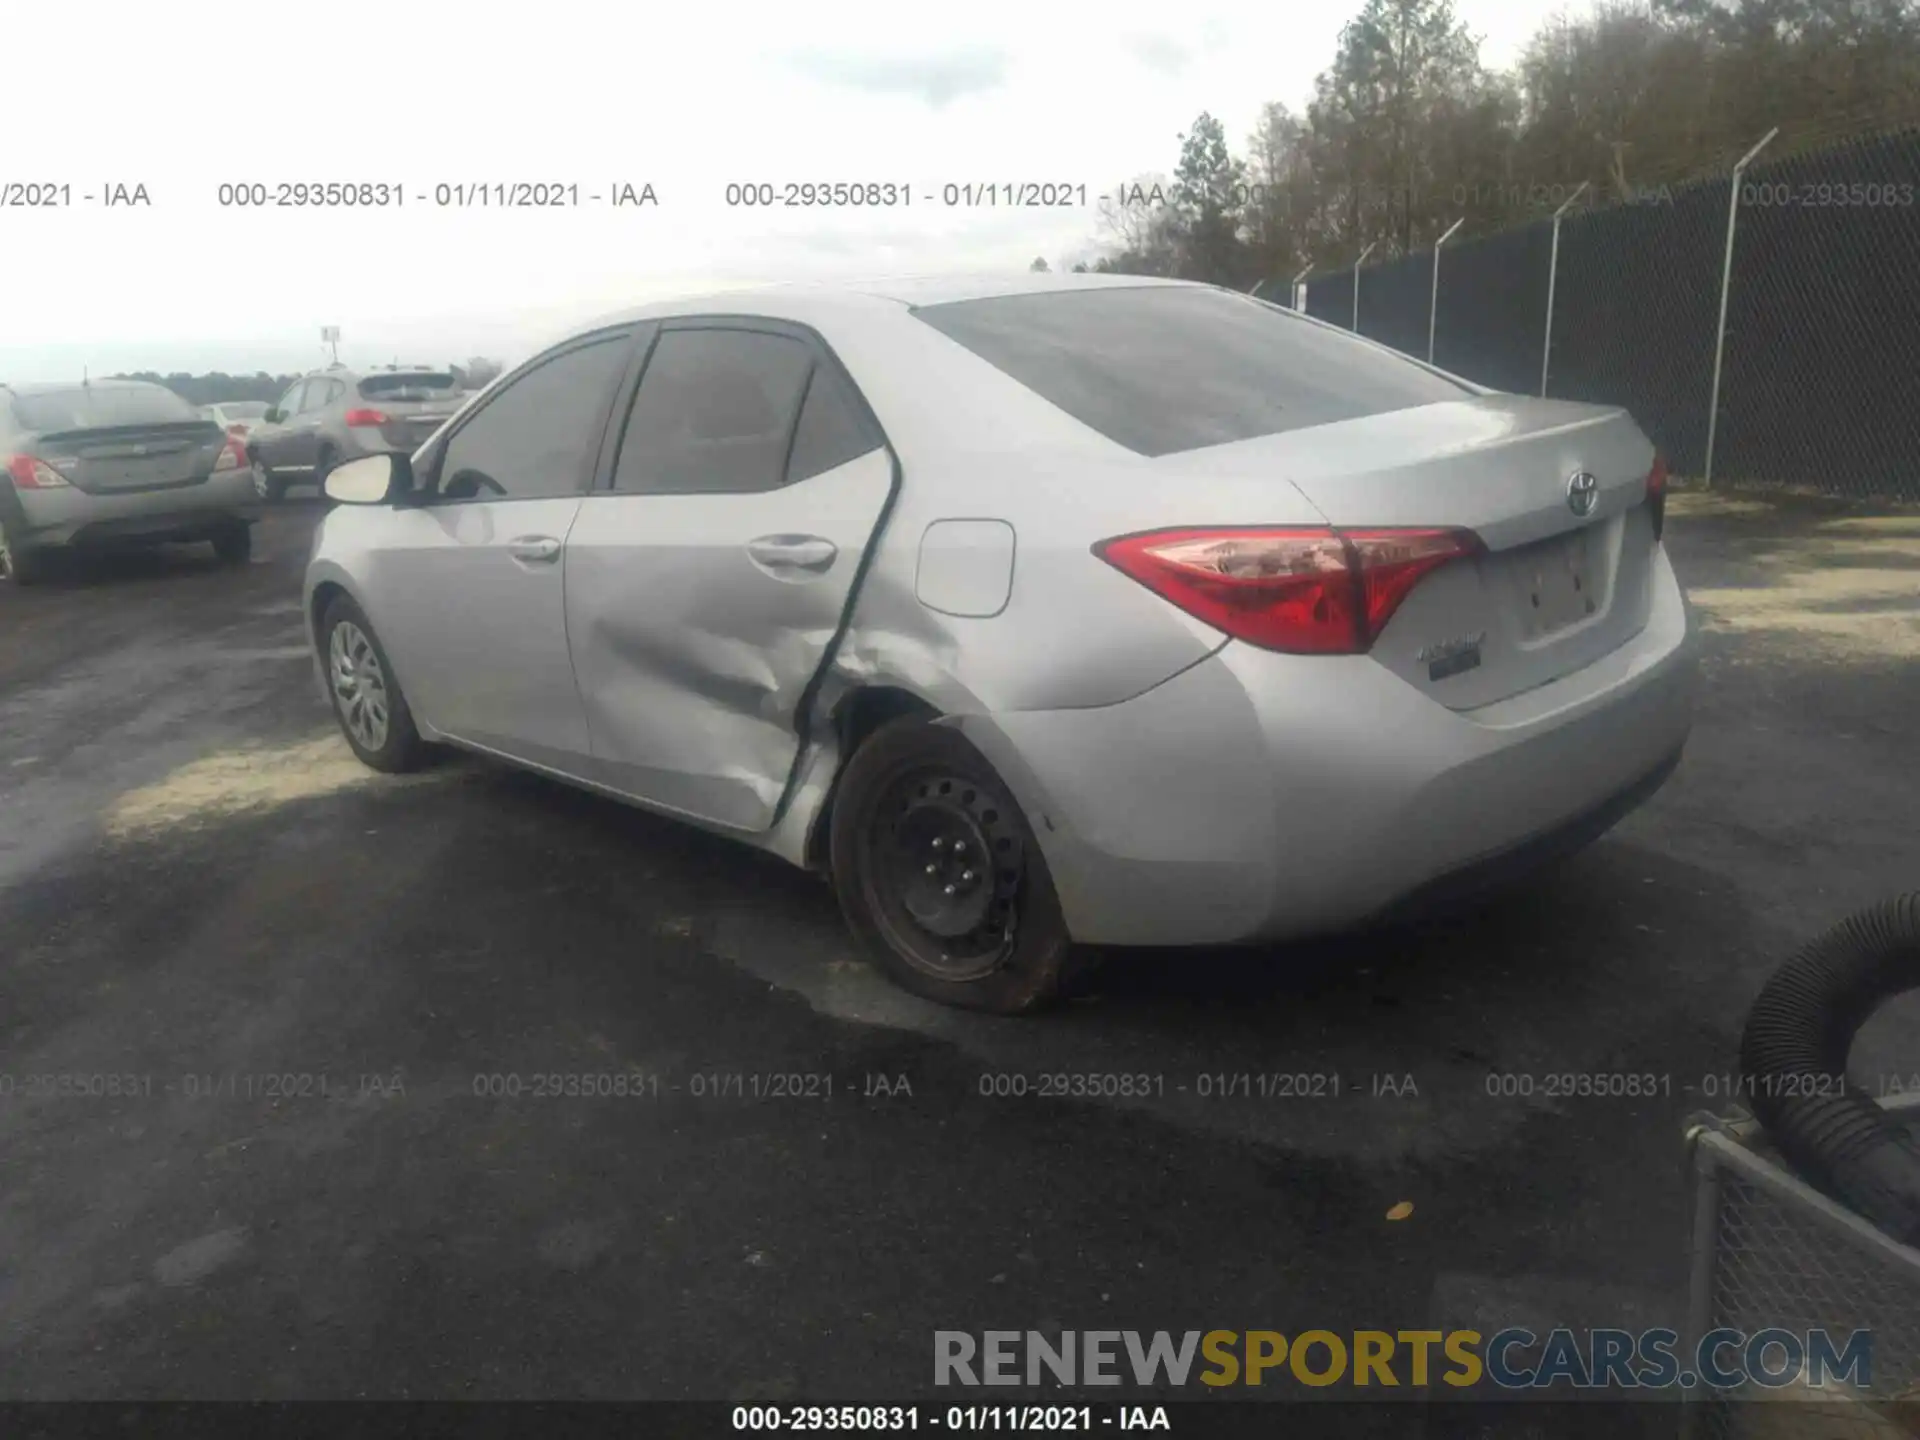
xmin=1291 ymin=262 xmax=1314 ymax=313
xmin=1429 ymin=217 xmax=1464 ymax=364
xmin=1704 ymin=127 xmax=1780 ymax=489
xmin=1540 ymin=182 xmax=1590 ymax=397
xmin=1352 ymin=242 xmax=1377 ymax=332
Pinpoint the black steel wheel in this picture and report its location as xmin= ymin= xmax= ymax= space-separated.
xmin=829 ymin=714 xmax=1072 ymax=1013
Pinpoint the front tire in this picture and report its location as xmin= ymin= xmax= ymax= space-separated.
xmin=252 ymin=458 xmax=286 ymax=503
xmin=0 ymin=518 xmax=51 ymax=586
xmin=320 ymin=594 xmax=425 ymax=773
xmin=828 ymin=715 xmax=1073 ymax=1014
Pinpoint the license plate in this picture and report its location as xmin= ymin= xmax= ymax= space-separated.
xmin=1514 ymin=530 xmax=1599 ymax=638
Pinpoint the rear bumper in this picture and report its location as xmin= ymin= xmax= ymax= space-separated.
xmin=1372 ymin=743 xmax=1683 ymax=925
xmin=957 ymin=549 xmax=1698 ymax=947
xmin=12 ymin=469 xmax=261 ymax=548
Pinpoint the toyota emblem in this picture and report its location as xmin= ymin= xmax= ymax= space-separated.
xmin=1566 ymin=470 xmax=1599 ymax=518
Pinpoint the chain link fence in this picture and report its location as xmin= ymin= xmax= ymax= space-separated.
xmin=1684 ymin=1107 xmax=1920 ymax=1439
xmin=1299 ymin=125 xmax=1920 ymax=501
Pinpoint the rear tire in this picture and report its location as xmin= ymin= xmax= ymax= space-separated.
xmin=0 ymin=519 xmax=50 ymax=586
xmin=212 ymin=524 xmax=252 ymax=566
xmin=828 ymin=715 xmax=1073 ymax=1015
xmin=320 ymin=594 xmax=425 ymax=773
xmin=312 ymin=445 xmax=337 ymax=494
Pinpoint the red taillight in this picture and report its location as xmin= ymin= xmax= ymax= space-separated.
xmin=5 ymin=454 xmax=71 ymax=489
xmin=1094 ymin=525 xmax=1483 ymax=655
xmin=344 ymin=407 xmax=389 ymax=427
xmin=214 ymin=436 xmax=246 ymax=471
xmin=1646 ymin=452 xmax=1669 ymax=542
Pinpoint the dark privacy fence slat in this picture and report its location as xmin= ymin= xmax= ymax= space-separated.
xmin=1300 ymin=126 xmax=1920 ymax=501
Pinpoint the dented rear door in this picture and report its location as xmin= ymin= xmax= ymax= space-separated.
xmin=563 ymin=322 xmax=895 ymax=832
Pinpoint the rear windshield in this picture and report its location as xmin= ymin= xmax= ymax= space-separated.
xmin=913 ymin=286 xmax=1470 ymax=457
xmin=358 ymin=373 xmax=458 ymax=401
xmin=12 ymin=385 xmax=201 ymax=432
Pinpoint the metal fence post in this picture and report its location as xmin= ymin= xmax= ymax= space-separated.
xmin=1430 ymin=218 xmax=1464 ymax=364
xmin=1540 ymin=182 xmax=1590 ymax=397
xmin=1352 ymin=242 xmax=1377 ymax=332
xmin=1704 ymin=127 xmax=1780 ymax=489
xmin=1291 ymin=263 xmax=1314 ymax=313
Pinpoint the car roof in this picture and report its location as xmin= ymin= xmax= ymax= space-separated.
xmin=6 ymin=378 xmax=166 ymax=395
xmin=575 ymin=271 xmax=1206 ymax=333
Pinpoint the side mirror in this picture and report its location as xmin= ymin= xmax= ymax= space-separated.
xmin=324 ymin=452 xmax=410 ymax=505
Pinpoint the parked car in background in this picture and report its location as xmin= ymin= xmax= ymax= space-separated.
xmin=1 ymin=379 xmax=256 ymax=584
xmin=303 ymin=274 xmax=1696 ymax=1013
xmin=202 ymin=400 xmax=272 ymax=438
xmin=247 ymin=365 xmax=466 ymax=502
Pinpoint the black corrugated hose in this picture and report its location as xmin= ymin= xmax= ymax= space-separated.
xmin=1739 ymin=892 xmax=1920 ymax=1247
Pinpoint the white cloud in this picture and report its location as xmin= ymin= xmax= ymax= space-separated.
xmin=1 ymin=0 xmax=1543 ymax=377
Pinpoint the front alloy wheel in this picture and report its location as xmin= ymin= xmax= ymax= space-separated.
xmin=329 ymin=619 xmax=391 ymax=753
xmin=252 ymin=460 xmax=285 ymax=503
xmin=320 ymin=594 xmax=424 ymax=773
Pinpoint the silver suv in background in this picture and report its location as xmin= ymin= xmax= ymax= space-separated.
xmin=1 ymin=380 xmax=256 ymax=585
xmin=248 ymin=365 xmax=466 ymax=502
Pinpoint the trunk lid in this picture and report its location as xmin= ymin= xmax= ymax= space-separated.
xmin=35 ymin=421 xmax=230 ymax=494
xmin=1153 ymin=395 xmax=1662 ymax=710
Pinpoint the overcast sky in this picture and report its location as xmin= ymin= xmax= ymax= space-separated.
xmin=4 ymin=0 xmax=1540 ymax=380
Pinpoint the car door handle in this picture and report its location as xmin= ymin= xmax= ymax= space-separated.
xmin=507 ymin=536 xmax=562 ymax=564
xmin=746 ymin=535 xmax=837 ymax=574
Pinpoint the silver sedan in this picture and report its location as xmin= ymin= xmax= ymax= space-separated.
xmin=304 ymin=274 xmax=1696 ymax=1013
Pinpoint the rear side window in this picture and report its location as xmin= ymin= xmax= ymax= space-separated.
xmin=434 ymin=336 xmax=631 ymax=501
xmin=786 ymin=362 xmax=883 ymax=484
xmin=611 ymin=329 xmax=814 ymax=495
xmin=12 ymin=384 xmax=200 ymax=431
xmin=913 ymin=287 xmax=1469 ymax=457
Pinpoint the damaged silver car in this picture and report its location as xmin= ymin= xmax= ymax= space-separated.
xmin=304 ymin=274 xmax=1695 ymax=1013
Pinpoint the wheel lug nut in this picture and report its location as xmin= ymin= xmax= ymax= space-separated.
xmin=925 ymin=864 xmax=937 ymax=875
xmin=955 ymin=841 xmax=967 ymax=854
xmin=943 ymin=884 xmax=956 ymax=896
xmin=932 ymin=838 xmax=944 ymax=850
xmin=962 ymin=869 xmax=975 ymax=882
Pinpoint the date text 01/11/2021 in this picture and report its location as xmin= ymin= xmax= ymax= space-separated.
xmin=212 ymin=182 xmax=659 ymax=208
xmin=731 ymin=1405 xmax=1171 ymax=1431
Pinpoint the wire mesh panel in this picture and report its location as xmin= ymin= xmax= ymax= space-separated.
xmin=1547 ymin=178 xmax=1728 ymax=475
xmin=1293 ymin=123 xmax=1920 ymax=499
xmin=1355 ymin=250 xmax=1433 ymax=359
xmin=1431 ymin=222 xmax=1553 ymax=395
xmin=1302 ymin=269 xmax=1356 ymax=327
xmin=1716 ymin=126 xmax=1920 ymax=500
xmin=1686 ymin=1121 xmax=1920 ymax=1440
